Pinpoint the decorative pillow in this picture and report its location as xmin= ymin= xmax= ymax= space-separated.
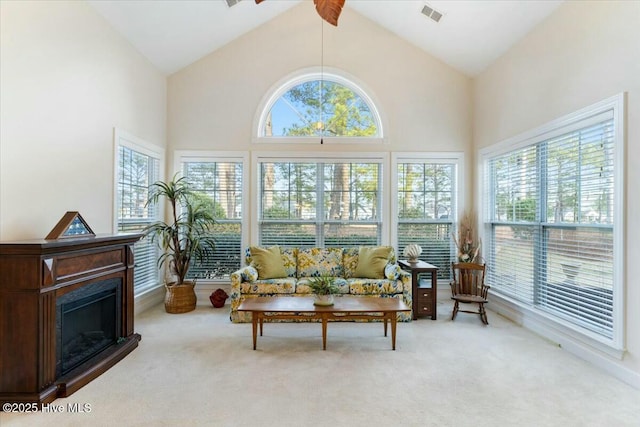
xmin=249 ymin=246 xmax=287 ymax=279
xmin=246 ymin=247 xmax=297 ymax=277
xmin=385 ymin=263 xmax=401 ymax=280
xmin=241 ymin=266 xmax=258 ymax=282
xmin=354 ymin=246 xmax=392 ymax=279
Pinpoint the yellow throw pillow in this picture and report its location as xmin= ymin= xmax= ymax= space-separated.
xmin=354 ymin=246 xmax=391 ymax=279
xmin=250 ymin=246 xmax=287 ymax=279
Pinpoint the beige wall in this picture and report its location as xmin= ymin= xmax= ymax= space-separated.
xmin=167 ymin=5 xmax=472 ymax=159
xmin=0 ymin=1 xmax=166 ymax=240
xmin=168 ymin=4 xmax=472 ymax=247
xmin=473 ymin=1 xmax=640 ymax=384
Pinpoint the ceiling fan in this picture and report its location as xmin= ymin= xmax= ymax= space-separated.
xmin=255 ymin=0 xmax=345 ymax=26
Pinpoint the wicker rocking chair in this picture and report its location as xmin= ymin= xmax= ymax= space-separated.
xmin=450 ymin=262 xmax=490 ymax=325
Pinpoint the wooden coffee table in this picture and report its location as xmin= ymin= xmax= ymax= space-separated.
xmin=237 ymin=296 xmax=411 ymax=350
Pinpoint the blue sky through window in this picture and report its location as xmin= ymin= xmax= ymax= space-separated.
xmin=264 ymin=79 xmax=377 ymax=137
xmin=270 ymin=98 xmax=310 ymax=136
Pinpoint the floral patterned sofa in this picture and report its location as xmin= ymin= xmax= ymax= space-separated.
xmin=229 ymin=246 xmax=412 ymax=323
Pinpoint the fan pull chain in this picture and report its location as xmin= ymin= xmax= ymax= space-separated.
xmin=320 ymin=18 xmax=324 ymax=145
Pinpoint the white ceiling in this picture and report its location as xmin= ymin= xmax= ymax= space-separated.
xmin=88 ymin=0 xmax=564 ymax=77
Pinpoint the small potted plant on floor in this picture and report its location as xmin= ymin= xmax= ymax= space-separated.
xmin=308 ymin=275 xmax=340 ymax=306
xmin=144 ymin=174 xmax=216 ymax=313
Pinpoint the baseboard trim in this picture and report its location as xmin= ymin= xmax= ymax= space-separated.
xmin=134 ymin=285 xmax=164 ymax=315
xmin=195 ymin=283 xmax=231 ymax=305
xmin=489 ymin=294 xmax=639 ymax=390
xmin=133 ymin=283 xmax=231 ymax=313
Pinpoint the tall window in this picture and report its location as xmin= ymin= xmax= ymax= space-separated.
xmin=180 ymin=155 xmax=245 ymax=280
xmin=116 ymin=132 xmax=163 ymax=293
xmin=257 ymin=70 xmax=383 ymax=143
xmin=394 ymin=155 xmax=460 ymax=279
xmin=258 ymin=159 xmax=382 ymax=247
xmin=483 ymin=96 xmax=623 ymax=346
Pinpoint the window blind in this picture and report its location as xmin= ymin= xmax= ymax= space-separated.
xmin=259 ymin=161 xmax=381 ymax=248
xmin=117 ymin=145 xmax=161 ymax=292
xmin=486 ymin=113 xmax=615 ymax=338
xmin=397 ymin=162 xmax=456 ymax=279
xmin=182 ymin=161 xmax=243 ymax=280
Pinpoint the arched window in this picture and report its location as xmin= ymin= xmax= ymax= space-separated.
xmin=257 ymin=70 xmax=383 ymax=142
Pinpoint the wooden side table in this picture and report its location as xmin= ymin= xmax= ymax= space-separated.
xmin=398 ymin=260 xmax=438 ymax=320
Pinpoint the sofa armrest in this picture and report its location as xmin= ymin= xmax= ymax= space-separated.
xmin=398 ymin=269 xmax=411 ymax=294
xmin=230 ymin=266 xmax=258 ymax=323
xmin=384 ymin=262 xmax=412 ymax=294
xmin=230 ymin=266 xmax=258 ymax=290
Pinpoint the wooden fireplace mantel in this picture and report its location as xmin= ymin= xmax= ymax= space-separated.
xmin=0 ymin=233 xmax=142 ymax=407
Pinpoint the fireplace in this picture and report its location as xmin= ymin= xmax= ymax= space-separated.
xmin=56 ymin=278 xmax=122 ymax=377
xmin=0 ymin=234 xmax=141 ymax=407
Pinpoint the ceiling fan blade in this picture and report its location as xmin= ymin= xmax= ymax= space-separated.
xmin=255 ymin=0 xmax=345 ymax=27
xmin=314 ymin=0 xmax=345 ymax=26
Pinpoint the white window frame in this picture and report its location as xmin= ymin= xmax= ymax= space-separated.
xmin=113 ymin=128 xmax=165 ymax=295
xmin=253 ymin=67 xmax=387 ymax=145
xmin=391 ymin=152 xmax=465 ymax=278
xmin=174 ymin=151 xmax=250 ymax=283
xmin=251 ymin=151 xmax=390 ymax=246
xmin=479 ymin=93 xmax=625 ymax=355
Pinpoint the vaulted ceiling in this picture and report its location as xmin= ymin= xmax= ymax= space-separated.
xmin=88 ymin=0 xmax=564 ymax=77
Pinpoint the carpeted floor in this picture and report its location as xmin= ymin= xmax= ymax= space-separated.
xmin=2 ymin=299 xmax=639 ymax=426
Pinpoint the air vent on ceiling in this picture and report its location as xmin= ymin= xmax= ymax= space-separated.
xmin=226 ymin=0 xmax=242 ymax=8
xmin=421 ymin=4 xmax=443 ymax=23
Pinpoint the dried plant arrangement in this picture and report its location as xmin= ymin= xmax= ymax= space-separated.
xmin=453 ymin=211 xmax=482 ymax=263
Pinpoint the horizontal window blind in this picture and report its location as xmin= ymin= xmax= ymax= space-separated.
xmin=260 ymin=223 xmax=317 ymax=248
xmin=259 ymin=161 xmax=381 ymax=247
xmin=119 ymin=221 xmax=158 ymax=290
xmin=322 ymin=223 xmax=379 ymax=247
xmin=540 ymin=226 xmax=613 ymax=335
xmin=489 ymin=225 xmax=536 ymax=304
xmin=490 ymin=145 xmax=539 ymax=222
xmin=486 ymin=112 xmax=616 ymax=339
xmin=183 ymin=161 xmax=243 ymax=280
xmin=544 ymin=120 xmax=615 ymax=225
xmin=117 ymin=145 xmax=161 ymax=292
xmin=397 ymin=162 xmax=456 ymax=279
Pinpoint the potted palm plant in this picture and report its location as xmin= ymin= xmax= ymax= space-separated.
xmin=308 ymin=275 xmax=340 ymax=306
xmin=144 ymin=174 xmax=216 ymax=313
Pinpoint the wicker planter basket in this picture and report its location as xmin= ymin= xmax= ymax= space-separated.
xmin=164 ymin=282 xmax=197 ymax=314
